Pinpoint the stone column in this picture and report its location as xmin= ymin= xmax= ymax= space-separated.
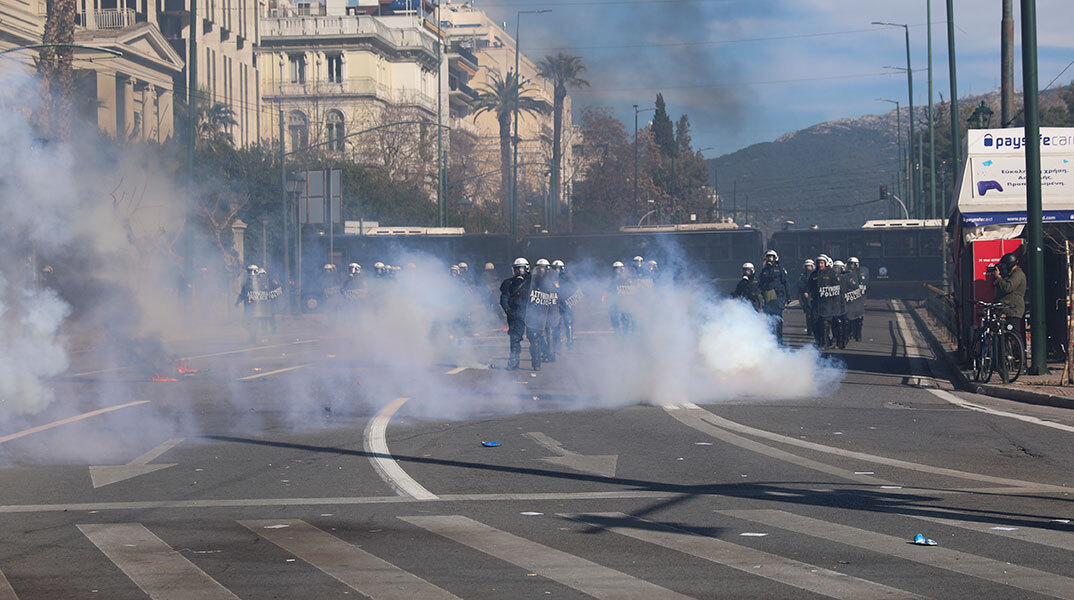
xmin=158 ymin=87 xmax=174 ymax=140
xmin=122 ymin=76 xmax=135 ymax=139
xmin=231 ymin=219 xmax=248 ymax=267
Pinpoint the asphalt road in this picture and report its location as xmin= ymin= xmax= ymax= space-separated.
xmin=0 ymin=299 xmax=1072 ymax=599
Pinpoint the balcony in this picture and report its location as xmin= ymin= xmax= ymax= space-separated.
xmin=264 ymin=76 xmax=436 ymax=111
xmin=260 ymin=16 xmax=436 ymax=55
xmin=78 ymin=7 xmax=136 ymax=30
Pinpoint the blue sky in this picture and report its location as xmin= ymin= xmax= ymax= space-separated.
xmin=475 ymin=0 xmax=1074 ymax=158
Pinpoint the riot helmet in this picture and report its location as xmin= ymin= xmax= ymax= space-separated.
xmin=742 ymin=262 xmax=755 ymax=277
xmin=998 ymin=252 xmax=1019 ymax=276
xmin=457 ymin=262 xmax=469 ymax=273
xmin=764 ymin=249 xmax=779 ymax=264
xmin=551 ymin=259 xmax=565 ymax=269
xmin=484 ymin=262 xmax=495 ymax=271
xmin=512 ymin=257 xmax=530 ymax=276
xmin=348 ymin=263 xmax=361 ymax=275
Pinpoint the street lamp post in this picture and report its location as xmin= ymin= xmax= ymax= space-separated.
xmin=1021 ymin=0 xmax=1047 ymax=375
xmin=633 ymin=105 xmax=655 ymax=219
xmin=876 ymin=99 xmax=904 ymax=204
xmin=259 ymin=216 xmax=270 ymax=266
xmin=874 ymin=22 xmax=916 ymax=217
xmin=511 ymin=8 xmax=551 ymax=241
xmin=927 ymin=0 xmax=937 ymax=220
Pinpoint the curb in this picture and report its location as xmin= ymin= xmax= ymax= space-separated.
xmin=906 ymin=304 xmax=1074 ymax=411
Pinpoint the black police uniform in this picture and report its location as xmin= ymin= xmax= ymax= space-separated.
xmin=759 ymin=262 xmax=790 ymax=343
xmin=500 ymin=270 xmax=530 ymax=369
xmin=732 ymin=274 xmax=762 ymax=311
xmin=809 ymin=266 xmax=846 ymax=348
xmin=797 ymin=269 xmax=814 ymax=335
xmin=554 ymin=270 xmax=581 ymax=351
xmin=843 ymin=266 xmax=866 ymax=342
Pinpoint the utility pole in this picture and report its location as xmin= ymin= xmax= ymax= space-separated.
xmin=927 ymin=0 xmax=937 ymax=220
xmin=1001 ymin=0 xmax=1015 ymax=126
xmin=945 ymin=0 xmax=961 ymax=181
xmin=732 ymin=179 xmax=737 ymax=224
xmin=436 ymin=1 xmax=444 ymax=227
xmin=184 ymin=0 xmax=198 ymax=307
xmin=512 ymin=9 xmax=550 ymax=239
xmin=1021 ymin=0 xmax=1047 ymax=375
xmin=279 ymin=108 xmax=291 ymax=315
xmin=633 ymin=104 xmax=639 ymax=218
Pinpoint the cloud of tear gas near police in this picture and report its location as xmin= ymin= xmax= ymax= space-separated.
xmin=0 ymin=66 xmax=222 ymax=431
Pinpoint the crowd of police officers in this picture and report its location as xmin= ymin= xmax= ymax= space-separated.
xmin=733 ymin=250 xmax=869 ymax=349
xmin=236 ymin=246 xmax=870 ymax=364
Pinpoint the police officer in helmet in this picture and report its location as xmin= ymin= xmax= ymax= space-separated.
xmin=499 ymin=258 xmax=532 ymax=370
xmin=758 ymin=250 xmax=791 ymax=343
xmin=732 ymin=262 xmax=762 ymax=311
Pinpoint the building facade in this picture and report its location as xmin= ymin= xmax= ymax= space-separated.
xmin=440 ymin=1 xmax=576 ymax=224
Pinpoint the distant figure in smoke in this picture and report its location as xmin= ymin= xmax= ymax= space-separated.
xmin=373 ymin=262 xmax=389 ymax=279
xmin=603 ymin=261 xmax=634 ymax=334
xmin=500 ymin=258 xmax=532 ymax=370
xmin=551 ymin=260 xmax=580 ymax=352
xmin=482 ymin=262 xmax=500 ymax=316
xmin=797 ymin=259 xmax=815 ymax=336
xmin=340 ymin=262 xmax=363 ymax=309
xmin=320 ymin=263 xmax=340 ymax=314
xmin=630 ymin=255 xmax=647 ymax=279
xmin=843 ymin=257 xmax=867 ymax=342
xmin=758 ymin=250 xmax=791 ymax=344
xmin=237 ymin=265 xmax=270 ymax=341
xmin=731 ymin=262 xmax=762 ymax=311
xmin=808 ymin=255 xmax=846 ymax=349
xmin=258 ymin=268 xmax=282 ymax=334
xmin=646 ymin=260 xmax=663 ymax=284
xmin=449 ymin=264 xmax=473 ymax=337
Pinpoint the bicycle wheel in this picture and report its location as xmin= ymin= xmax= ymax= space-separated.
xmin=1002 ymin=331 xmax=1025 ymax=383
xmin=996 ymin=333 xmax=1010 ymax=384
xmin=972 ymin=335 xmax=988 ymax=382
xmin=977 ymin=334 xmax=994 ymax=384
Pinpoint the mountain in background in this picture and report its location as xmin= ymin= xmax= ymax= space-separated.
xmin=708 ymin=87 xmax=1070 ymax=234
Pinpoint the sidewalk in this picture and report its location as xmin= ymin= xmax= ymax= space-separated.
xmin=909 ymin=302 xmax=1074 ymax=410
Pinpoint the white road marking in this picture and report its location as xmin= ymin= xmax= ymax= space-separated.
xmin=364 ymin=398 xmax=439 ymax=501
xmin=664 ymin=403 xmax=1066 ymax=491
xmin=0 ymin=401 xmax=149 ymax=445
xmin=237 ymin=364 xmax=310 ymax=381
xmin=78 ymin=523 xmax=239 ymax=599
xmin=524 ymin=432 xmax=618 ymax=477
xmin=891 ymin=300 xmax=1074 ymax=434
xmin=564 ymin=512 xmax=922 ymax=600
xmin=721 ymin=509 xmax=1074 ymax=600
xmin=89 ymin=438 xmax=184 ymax=489
xmin=444 ymin=366 xmax=468 ymax=375
xmin=400 ymin=515 xmax=692 ymax=600
xmin=241 ymin=519 xmax=460 ymax=599
xmin=0 ymin=569 xmax=17 ymax=600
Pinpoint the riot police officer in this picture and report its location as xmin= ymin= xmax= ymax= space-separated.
xmin=732 ymin=262 xmax=762 ymax=310
xmin=808 ymin=255 xmax=846 ymax=348
xmin=758 ymin=250 xmax=790 ymax=343
xmin=551 ymin=260 xmax=579 ymax=352
xmin=844 ymin=257 xmax=867 ymax=342
xmin=604 ymin=261 xmax=633 ymax=334
xmin=798 ymin=259 xmax=815 ymax=335
xmin=499 ymin=258 xmax=532 ymax=370
xmin=529 ymin=259 xmax=559 ymax=365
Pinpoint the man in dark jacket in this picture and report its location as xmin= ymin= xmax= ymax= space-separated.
xmin=844 ymin=257 xmax=867 ymax=341
xmin=758 ymin=250 xmax=791 ymax=343
xmin=731 ymin=262 xmax=762 ymax=310
xmin=500 ymin=258 xmax=531 ymax=370
xmin=993 ymin=252 xmax=1026 ymax=338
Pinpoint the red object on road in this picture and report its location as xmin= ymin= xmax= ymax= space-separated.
xmin=151 ymin=373 xmax=179 ymax=382
xmin=175 ymin=361 xmax=199 ymax=375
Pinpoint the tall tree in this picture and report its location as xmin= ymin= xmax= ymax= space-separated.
xmin=37 ymin=0 xmax=76 ymax=139
xmin=473 ymin=70 xmax=545 ymax=223
xmin=651 ymin=93 xmax=674 ymax=157
xmin=537 ymin=53 xmax=588 ymax=230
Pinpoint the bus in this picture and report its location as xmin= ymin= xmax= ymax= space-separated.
xmin=768 ymin=220 xmax=945 ymax=299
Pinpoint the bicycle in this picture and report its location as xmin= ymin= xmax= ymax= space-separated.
xmin=970 ymin=301 xmax=1025 ymax=384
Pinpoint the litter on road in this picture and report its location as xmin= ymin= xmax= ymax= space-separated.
xmin=913 ymin=534 xmax=937 ymax=546
xmin=481 ymin=441 xmax=501 ymax=447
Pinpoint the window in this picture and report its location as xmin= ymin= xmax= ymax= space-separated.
xmin=327 ymin=54 xmax=343 ymax=83
xmin=287 ymin=110 xmax=308 ymax=151
xmin=326 ymin=110 xmax=345 ymax=151
xmin=918 ymin=230 xmax=941 ymax=257
xmin=289 ymin=55 xmax=306 ymax=84
xmin=882 ymin=231 xmax=917 ymax=257
xmin=297 ymin=2 xmax=311 ymax=15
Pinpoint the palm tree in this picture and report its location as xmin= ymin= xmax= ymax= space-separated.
xmin=537 ymin=53 xmax=588 ymax=229
xmin=473 ymin=70 xmax=544 ymax=224
xmin=176 ymin=90 xmax=238 ymax=152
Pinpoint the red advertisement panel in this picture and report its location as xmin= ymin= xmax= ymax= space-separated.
xmin=970 ymin=239 xmax=1023 ymax=303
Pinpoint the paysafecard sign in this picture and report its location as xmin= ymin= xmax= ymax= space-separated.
xmin=980 ymin=132 xmax=1074 ymax=151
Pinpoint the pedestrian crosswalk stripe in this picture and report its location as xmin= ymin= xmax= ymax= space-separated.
xmin=400 ymin=515 xmax=693 ymax=600
xmin=909 ymin=513 xmax=1074 ymax=553
xmin=562 ymin=512 xmax=923 ymax=600
xmin=240 ymin=519 xmax=460 ymax=599
xmin=720 ymin=510 xmax=1074 ymax=600
xmin=77 ymin=523 xmax=239 ymax=600
xmin=0 ymin=569 xmax=18 ymax=600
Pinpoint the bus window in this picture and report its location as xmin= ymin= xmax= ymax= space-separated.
xmin=822 ymin=234 xmax=846 ymax=260
xmin=918 ymin=230 xmax=941 ymax=256
xmin=883 ymin=231 xmax=917 ymax=257
xmin=862 ymin=236 xmax=883 ymax=259
xmin=710 ymin=235 xmax=731 ymax=261
xmin=772 ymin=235 xmax=797 ymax=262
xmin=799 ymin=233 xmax=821 ymax=260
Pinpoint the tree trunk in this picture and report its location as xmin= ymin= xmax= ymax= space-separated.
xmin=499 ymin=111 xmax=512 ymax=225
xmin=551 ymin=84 xmax=564 ymax=232
xmin=38 ymin=0 xmax=76 ymax=140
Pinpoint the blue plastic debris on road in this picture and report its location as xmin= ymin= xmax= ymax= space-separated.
xmin=913 ymin=533 xmax=937 ymax=546
xmin=481 ymin=441 xmax=501 ymax=447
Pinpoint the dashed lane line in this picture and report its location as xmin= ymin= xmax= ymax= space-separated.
xmin=237 ymin=364 xmax=311 ymax=381
xmin=0 ymin=401 xmax=149 ymax=445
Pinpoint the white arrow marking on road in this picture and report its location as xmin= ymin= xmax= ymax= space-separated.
xmin=524 ymin=432 xmax=618 ymax=478
xmin=89 ymin=438 xmax=184 ymax=489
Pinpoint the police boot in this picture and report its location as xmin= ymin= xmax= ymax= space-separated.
xmin=565 ymin=323 xmax=574 ymax=349
xmin=507 ymin=352 xmax=520 ymax=370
